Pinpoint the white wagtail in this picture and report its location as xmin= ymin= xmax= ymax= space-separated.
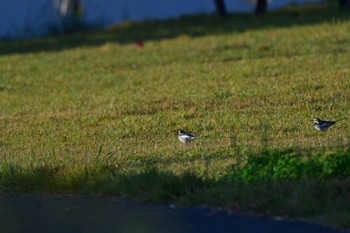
xmin=313 ymin=118 xmax=347 ymax=131
xmin=178 ymin=130 xmax=197 ymax=143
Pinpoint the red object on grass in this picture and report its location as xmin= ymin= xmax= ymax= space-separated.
xmin=135 ymin=41 xmax=144 ymax=48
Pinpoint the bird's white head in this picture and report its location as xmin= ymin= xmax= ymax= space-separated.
xmin=313 ymin=118 xmax=320 ymax=125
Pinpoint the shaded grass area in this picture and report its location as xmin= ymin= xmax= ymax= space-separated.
xmin=1 ymin=2 xmax=350 ymax=230
xmin=228 ymin=149 xmax=350 ymax=182
xmin=1 ymin=149 xmax=350 ymax=228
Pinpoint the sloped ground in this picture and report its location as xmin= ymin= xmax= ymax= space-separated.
xmin=1 ymin=3 xmax=350 ymax=229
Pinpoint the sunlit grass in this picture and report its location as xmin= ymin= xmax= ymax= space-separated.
xmin=1 ymin=3 xmax=350 ymax=229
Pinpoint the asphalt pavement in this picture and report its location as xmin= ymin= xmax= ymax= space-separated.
xmin=0 ymin=194 xmax=346 ymax=233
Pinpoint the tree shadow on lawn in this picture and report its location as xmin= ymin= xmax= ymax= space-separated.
xmin=0 ymin=4 xmax=350 ymax=55
xmin=2 ymin=148 xmax=350 ymax=228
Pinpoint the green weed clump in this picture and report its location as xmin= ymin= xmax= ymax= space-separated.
xmin=227 ymin=149 xmax=350 ymax=183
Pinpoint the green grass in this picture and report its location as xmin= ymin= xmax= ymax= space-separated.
xmin=1 ymin=3 xmax=350 ymax=229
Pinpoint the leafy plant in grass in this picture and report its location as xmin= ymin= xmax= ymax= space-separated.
xmin=226 ymin=149 xmax=350 ymax=183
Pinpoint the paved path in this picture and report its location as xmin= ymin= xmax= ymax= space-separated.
xmin=0 ymin=194 xmax=346 ymax=233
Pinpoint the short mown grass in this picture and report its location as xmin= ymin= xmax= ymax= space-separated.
xmin=1 ymin=3 xmax=350 ymax=229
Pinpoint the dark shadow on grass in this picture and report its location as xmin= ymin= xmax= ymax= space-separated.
xmin=0 ymin=4 xmax=350 ymax=55
xmin=0 ymin=149 xmax=350 ymax=227
xmin=2 ymin=149 xmax=350 ymax=230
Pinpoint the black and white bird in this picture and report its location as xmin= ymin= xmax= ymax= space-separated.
xmin=313 ymin=118 xmax=346 ymax=131
xmin=178 ymin=130 xmax=197 ymax=143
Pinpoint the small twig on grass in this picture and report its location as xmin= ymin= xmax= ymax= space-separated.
xmin=96 ymin=145 xmax=103 ymax=161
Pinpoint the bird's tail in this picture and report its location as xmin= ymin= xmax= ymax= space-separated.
xmin=335 ymin=117 xmax=347 ymax=122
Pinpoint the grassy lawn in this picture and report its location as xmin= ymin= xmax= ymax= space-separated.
xmin=1 ymin=3 xmax=350 ymax=229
